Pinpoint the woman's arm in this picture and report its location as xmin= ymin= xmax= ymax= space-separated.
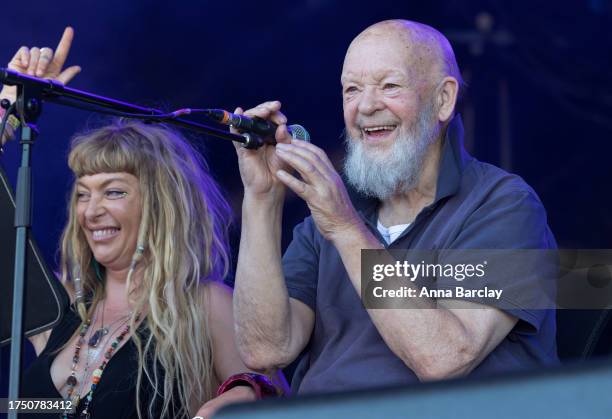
xmin=194 ymin=281 xmax=288 ymax=417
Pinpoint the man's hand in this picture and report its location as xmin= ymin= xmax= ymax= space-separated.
xmin=274 ymin=139 xmax=362 ymax=241
xmin=193 ymin=386 xmax=257 ymax=418
xmin=233 ymin=100 xmax=293 ymax=199
xmin=1 ymin=26 xmax=81 ymax=104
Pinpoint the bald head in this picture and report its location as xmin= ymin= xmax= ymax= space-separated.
xmin=346 ymin=19 xmax=463 ymax=95
xmin=341 ymin=18 xmax=462 ymax=173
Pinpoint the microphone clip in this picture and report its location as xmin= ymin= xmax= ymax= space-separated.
xmin=240 ymin=132 xmax=266 ymax=150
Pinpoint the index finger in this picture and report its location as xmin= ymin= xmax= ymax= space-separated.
xmin=244 ymin=101 xmax=287 ymax=124
xmin=51 ymin=27 xmax=75 ymax=69
xmin=275 ymin=124 xmax=292 ymax=145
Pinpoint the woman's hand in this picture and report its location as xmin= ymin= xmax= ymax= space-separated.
xmin=1 ymin=26 xmax=81 ymax=104
xmin=1 ymin=26 xmax=81 ymax=147
xmin=193 ymin=386 xmax=256 ymax=418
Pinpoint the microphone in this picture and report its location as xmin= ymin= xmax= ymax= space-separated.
xmin=207 ymin=109 xmax=280 ymax=138
xmin=174 ymin=108 xmax=310 ymax=145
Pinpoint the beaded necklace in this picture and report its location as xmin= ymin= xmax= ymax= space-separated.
xmin=65 ymin=320 xmax=90 ymax=404
xmin=77 ymin=315 xmax=131 ymax=401
xmin=79 ymin=320 xmax=133 ymax=418
xmin=62 ymin=315 xmax=138 ymax=418
xmin=87 ymin=304 xmax=132 ymax=361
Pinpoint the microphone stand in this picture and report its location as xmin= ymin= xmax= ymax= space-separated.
xmin=0 ymin=68 xmax=256 ymax=417
xmin=4 ymin=71 xmax=42 ymax=419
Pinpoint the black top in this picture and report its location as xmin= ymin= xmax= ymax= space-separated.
xmin=22 ymin=305 xmax=176 ymax=418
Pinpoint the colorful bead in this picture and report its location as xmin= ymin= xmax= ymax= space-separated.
xmin=73 ymin=314 xmax=136 ymax=417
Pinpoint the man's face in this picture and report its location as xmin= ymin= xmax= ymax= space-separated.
xmin=341 ymin=33 xmax=426 ymax=156
xmin=341 ymin=33 xmax=440 ymax=199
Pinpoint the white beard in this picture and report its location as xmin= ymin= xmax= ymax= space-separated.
xmin=343 ymin=102 xmax=440 ymax=201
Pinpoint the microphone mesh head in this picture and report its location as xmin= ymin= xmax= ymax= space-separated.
xmin=288 ymin=124 xmax=311 ymax=142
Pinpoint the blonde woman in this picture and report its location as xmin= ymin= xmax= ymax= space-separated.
xmin=1 ymin=29 xmax=284 ymax=418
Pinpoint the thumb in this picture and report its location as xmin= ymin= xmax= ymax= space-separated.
xmin=275 ymin=124 xmax=292 ymax=145
xmin=230 ymin=107 xmax=243 ymax=134
xmin=56 ymin=65 xmax=81 ymax=85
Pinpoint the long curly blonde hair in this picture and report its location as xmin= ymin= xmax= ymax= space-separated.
xmin=58 ymin=119 xmax=231 ymax=418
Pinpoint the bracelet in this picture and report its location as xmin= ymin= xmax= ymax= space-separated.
xmin=7 ymin=114 xmax=20 ymax=130
xmin=217 ymin=373 xmax=282 ymax=399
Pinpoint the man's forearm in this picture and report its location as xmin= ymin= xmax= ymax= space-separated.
xmin=234 ymin=191 xmax=294 ymax=370
xmin=330 ymin=226 xmax=480 ymax=380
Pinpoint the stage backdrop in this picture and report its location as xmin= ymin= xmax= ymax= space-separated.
xmin=2 ymin=0 xmax=611 ymax=394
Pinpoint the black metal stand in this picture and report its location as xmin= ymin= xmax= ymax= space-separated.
xmin=0 ymin=68 xmax=249 ymax=144
xmin=0 ymin=67 xmax=255 ymax=416
xmin=6 ymin=74 xmax=43 ymax=419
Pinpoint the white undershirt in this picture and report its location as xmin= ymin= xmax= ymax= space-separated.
xmin=377 ymin=220 xmax=411 ymax=245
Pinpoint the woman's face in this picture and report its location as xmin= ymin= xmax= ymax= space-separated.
xmin=75 ymin=172 xmax=142 ymax=272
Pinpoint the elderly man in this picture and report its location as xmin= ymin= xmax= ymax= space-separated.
xmin=232 ymin=19 xmax=558 ymax=393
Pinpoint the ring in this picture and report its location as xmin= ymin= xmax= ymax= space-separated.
xmin=40 ymin=48 xmax=52 ymax=60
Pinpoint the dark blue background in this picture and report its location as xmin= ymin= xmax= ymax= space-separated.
xmin=2 ymin=0 xmax=611 ymax=397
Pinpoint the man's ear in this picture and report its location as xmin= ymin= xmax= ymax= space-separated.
xmin=435 ymin=77 xmax=459 ymax=123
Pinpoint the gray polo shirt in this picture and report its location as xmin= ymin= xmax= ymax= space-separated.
xmin=282 ymin=115 xmax=559 ymax=394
